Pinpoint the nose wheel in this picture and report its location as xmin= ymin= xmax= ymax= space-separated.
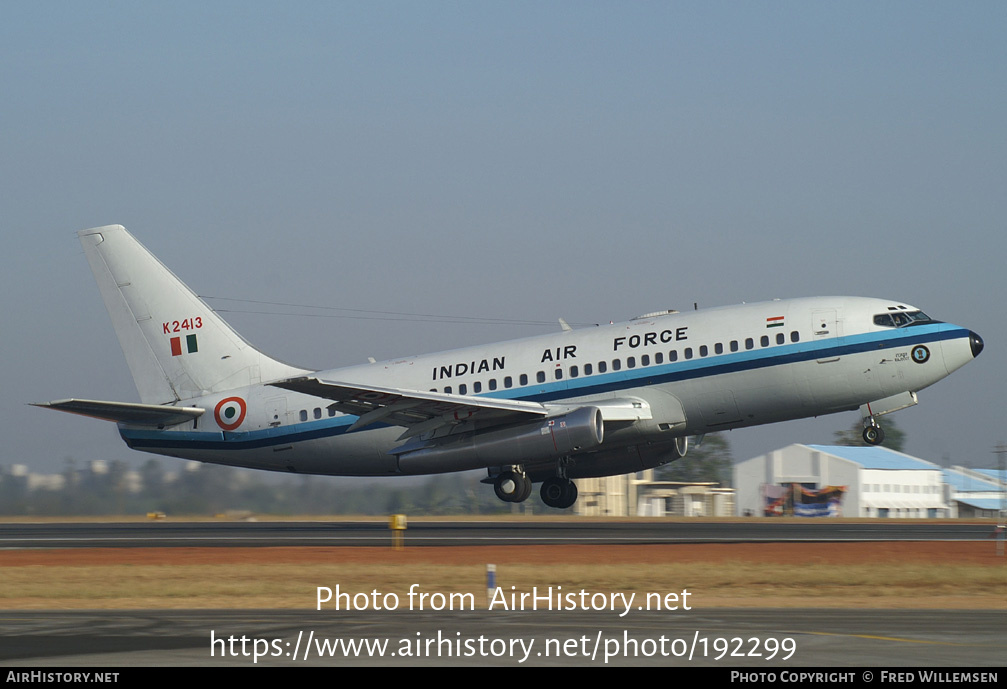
xmin=862 ymin=422 xmax=885 ymax=446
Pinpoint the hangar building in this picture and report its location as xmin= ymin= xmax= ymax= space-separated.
xmin=734 ymin=444 xmax=950 ymax=518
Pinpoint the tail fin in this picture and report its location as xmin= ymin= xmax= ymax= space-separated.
xmin=79 ymin=225 xmax=308 ymax=404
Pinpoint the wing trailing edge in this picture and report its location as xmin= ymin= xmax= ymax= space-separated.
xmin=270 ymin=377 xmax=549 ymax=438
xmin=270 ymin=377 xmax=660 ymax=440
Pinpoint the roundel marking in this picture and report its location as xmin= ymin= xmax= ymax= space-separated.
xmin=214 ymin=396 xmax=247 ymax=430
xmin=911 ymin=345 xmax=930 ymax=364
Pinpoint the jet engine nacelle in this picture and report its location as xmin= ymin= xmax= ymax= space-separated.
xmin=555 ymin=435 xmax=689 ymax=480
xmin=396 ymin=406 xmax=604 ymax=474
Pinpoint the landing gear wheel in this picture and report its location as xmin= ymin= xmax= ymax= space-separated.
xmin=862 ymin=425 xmax=885 ymax=446
xmin=494 ymin=471 xmax=531 ymax=503
xmin=559 ymin=480 xmax=578 ymax=509
xmin=540 ymin=477 xmax=566 ymax=508
xmin=540 ymin=477 xmax=578 ymax=509
xmin=517 ymin=474 xmax=533 ymax=502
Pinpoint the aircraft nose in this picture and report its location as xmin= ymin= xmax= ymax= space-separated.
xmin=969 ymin=331 xmax=984 ymax=358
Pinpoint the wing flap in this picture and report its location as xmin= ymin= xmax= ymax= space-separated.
xmin=270 ymin=377 xmax=548 ymax=434
xmin=32 ymin=398 xmax=204 ymax=426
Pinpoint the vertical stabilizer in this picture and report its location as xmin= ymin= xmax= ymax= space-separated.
xmin=79 ymin=225 xmax=309 ymax=404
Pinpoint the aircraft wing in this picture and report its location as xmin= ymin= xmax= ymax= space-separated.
xmin=270 ymin=376 xmax=549 ymax=438
xmin=32 ymin=399 xmax=204 ymax=426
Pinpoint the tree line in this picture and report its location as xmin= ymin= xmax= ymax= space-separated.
xmin=0 ymin=458 xmax=511 ymax=516
xmin=1 ymin=419 xmax=896 ymax=516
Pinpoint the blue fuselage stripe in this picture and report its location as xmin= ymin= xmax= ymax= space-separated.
xmin=121 ymin=324 xmax=968 ymax=452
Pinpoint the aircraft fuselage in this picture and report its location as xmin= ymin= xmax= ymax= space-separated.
xmin=39 ymin=226 xmax=983 ymax=508
xmin=118 ymin=296 xmax=979 ymax=479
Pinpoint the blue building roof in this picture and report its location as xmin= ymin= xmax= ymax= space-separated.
xmin=941 ymin=468 xmax=1002 ymax=493
xmin=804 ymin=444 xmax=939 ymax=471
xmin=954 ymin=497 xmax=1004 ymax=511
xmin=974 ymin=468 xmax=1006 ymax=483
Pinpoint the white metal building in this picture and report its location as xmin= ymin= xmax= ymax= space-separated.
xmin=734 ymin=444 xmax=950 ymax=518
xmin=943 ymin=466 xmax=1004 ymax=518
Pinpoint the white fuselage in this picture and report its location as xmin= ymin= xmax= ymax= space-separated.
xmin=118 ymin=296 xmax=979 ymax=479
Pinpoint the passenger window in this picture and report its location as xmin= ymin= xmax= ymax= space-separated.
xmin=554 ymin=368 xmax=563 ymax=380
xmin=715 ymin=343 xmax=723 ymax=355
xmin=627 ymin=356 xmax=636 ymax=368
xmin=444 ymin=386 xmax=452 ymax=394
xmin=299 ymin=410 xmax=307 ymax=422
xmin=654 ymin=352 xmax=663 ymax=364
xmin=504 ymin=376 xmax=513 ymax=388
xmin=641 ymin=354 xmax=650 ymax=366
xmin=730 ymin=340 xmax=739 ymax=352
xmin=790 ymin=331 xmax=800 ymax=343
xmin=598 ymin=361 xmax=607 ymax=373
xmin=314 ymin=408 xmax=321 ymax=419
xmin=745 ymin=338 xmax=754 ymax=350
xmin=570 ymin=365 xmax=579 ymax=378
xmin=761 ymin=335 xmax=769 ymax=347
xmin=699 ymin=345 xmax=708 ymax=357
xmin=684 ymin=348 xmax=693 ymax=359
xmin=776 ymin=333 xmax=785 ymax=345
xmin=536 ymin=371 xmax=546 ymax=383
xmin=669 ymin=350 xmax=678 ymax=362
xmin=612 ymin=359 xmax=622 ymax=371
xmin=473 ymin=381 xmax=482 ymax=393
xmin=520 ymin=374 xmax=528 ymax=386
xmin=584 ymin=363 xmax=593 ymax=375
xmin=489 ymin=379 xmax=497 ymax=390
xmin=459 ymin=384 xmax=467 ymax=395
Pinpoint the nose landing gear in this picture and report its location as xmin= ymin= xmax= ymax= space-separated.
xmin=862 ymin=419 xmax=886 ymax=446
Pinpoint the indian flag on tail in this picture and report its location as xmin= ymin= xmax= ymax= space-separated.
xmin=170 ymin=334 xmax=198 ymax=356
xmin=766 ymin=316 xmax=785 ymax=329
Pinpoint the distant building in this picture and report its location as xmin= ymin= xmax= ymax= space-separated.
xmin=735 ymin=444 xmax=1004 ymax=518
xmin=945 ymin=466 xmax=1004 ymax=518
xmin=9 ymin=464 xmax=65 ymax=491
xmin=575 ymin=470 xmax=735 ymax=517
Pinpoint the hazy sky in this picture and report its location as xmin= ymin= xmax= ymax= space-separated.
xmin=3 ymin=2 xmax=1005 ymax=478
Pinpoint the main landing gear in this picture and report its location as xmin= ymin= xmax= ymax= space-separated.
xmin=490 ymin=464 xmax=578 ymax=509
xmin=540 ymin=476 xmax=578 ymax=509
xmin=493 ymin=468 xmax=532 ymax=503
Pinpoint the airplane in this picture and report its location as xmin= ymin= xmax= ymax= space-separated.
xmin=35 ymin=225 xmax=984 ymax=509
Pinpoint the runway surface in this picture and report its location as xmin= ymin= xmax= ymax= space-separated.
xmin=2 ymin=521 xmax=1002 ymax=667
xmin=0 ymin=520 xmax=998 ymax=548
xmin=0 ymin=608 xmax=1003 ymax=667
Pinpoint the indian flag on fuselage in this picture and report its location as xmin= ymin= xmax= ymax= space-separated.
xmin=766 ymin=316 xmax=785 ymax=328
xmin=170 ymin=334 xmax=198 ymax=356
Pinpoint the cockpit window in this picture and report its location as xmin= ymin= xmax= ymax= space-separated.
xmin=873 ymin=311 xmax=934 ymax=328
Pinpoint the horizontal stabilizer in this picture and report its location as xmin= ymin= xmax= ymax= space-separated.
xmin=32 ymin=398 xmax=204 ymax=426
